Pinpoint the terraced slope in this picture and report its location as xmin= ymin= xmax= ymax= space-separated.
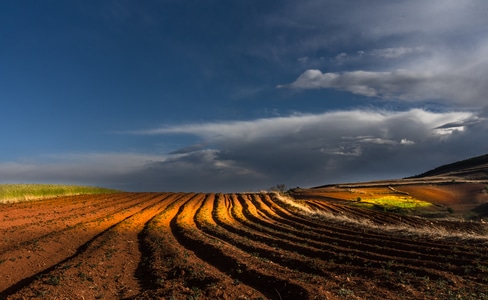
xmin=1 ymin=192 xmax=487 ymax=299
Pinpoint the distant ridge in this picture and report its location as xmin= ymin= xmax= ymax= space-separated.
xmin=410 ymin=153 xmax=488 ymax=179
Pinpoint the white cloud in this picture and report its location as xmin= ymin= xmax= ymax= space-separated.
xmin=265 ymin=1 xmax=488 ymax=108
xmin=331 ymin=47 xmax=424 ymax=65
xmin=333 ymin=52 xmax=348 ymax=64
xmin=400 ymin=138 xmax=415 ymax=145
xmin=278 ymin=69 xmax=435 ymax=99
xmin=279 ymin=63 xmax=488 ymax=106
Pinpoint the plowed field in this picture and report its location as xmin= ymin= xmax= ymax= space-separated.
xmin=1 ymin=192 xmax=488 ymax=299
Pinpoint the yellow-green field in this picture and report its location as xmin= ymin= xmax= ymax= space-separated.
xmin=0 ymin=184 xmax=121 ymax=203
xmin=352 ymin=195 xmax=432 ymax=211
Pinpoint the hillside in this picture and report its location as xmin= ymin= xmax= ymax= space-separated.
xmin=410 ymin=153 xmax=488 ymax=180
xmin=292 ymin=154 xmax=488 ymax=220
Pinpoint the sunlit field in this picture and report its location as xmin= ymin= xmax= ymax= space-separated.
xmin=1 ymin=191 xmax=487 ymax=299
xmin=351 ymin=195 xmax=432 ymax=211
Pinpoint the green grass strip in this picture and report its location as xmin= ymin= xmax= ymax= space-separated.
xmin=351 ymin=195 xmax=432 ymax=212
xmin=0 ymin=184 xmax=121 ymax=203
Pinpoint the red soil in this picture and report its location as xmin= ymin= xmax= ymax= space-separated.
xmin=297 ymin=181 xmax=488 ymax=219
xmin=1 ymin=191 xmax=487 ymax=299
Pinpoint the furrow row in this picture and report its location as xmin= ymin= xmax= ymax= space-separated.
xmin=242 ymin=195 xmax=487 ymax=274
xmin=0 ymin=193 xmax=165 ymax=295
xmin=0 ymin=193 xmax=156 ymax=253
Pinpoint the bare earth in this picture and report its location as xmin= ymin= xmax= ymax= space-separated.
xmin=1 ymin=186 xmax=488 ymax=299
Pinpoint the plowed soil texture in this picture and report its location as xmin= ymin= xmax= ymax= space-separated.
xmin=1 ymin=192 xmax=488 ymax=299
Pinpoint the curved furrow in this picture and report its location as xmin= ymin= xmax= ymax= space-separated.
xmin=209 ymin=195 xmax=362 ymax=274
xmin=302 ymin=197 xmax=488 ymax=260
xmin=306 ymin=199 xmax=437 ymax=228
xmin=0 ymin=193 xmax=153 ymax=253
xmin=0 ymin=193 xmax=165 ymax=294
xmin=133 ymin=193 xmax=268 ymax=300
xmin=171 ymin=193 xmax=320 ymax=299
xmin=132 ymin=193 xmax=196 ymax=285
xmin=222 ymin=194 xmax=464 ymax=298
xmin=0 ymin=195 xmax=86 ymax=220
xmin=257 ymin=194 xmax=428 ymax=249
xmin=2 ymin=192 xmax=487 ymax=299
xmin=242 ymin=196 xmax=444 ymax=262
xmin=216 ymin=195 xmax=449 ymax=298
xmin=4 ymin=193 xmax=175 ymax=300
xmin=0 ymin=193 xmax=140 ymax=226
xmin=241 ymin=194 xmax=486 ymax=274
xmin=274 ymin=194 xmax=488 ymax=284
xmin=201 ymin=195 xmax=342 ymax=279
xmin=0 ymin=193 xmax=144 ymax=230
xmin=304 ymin=201 xmax=400 ymax=226
xmin=0 ymin=193 xmax=152 ymax=255
xmin=261 ymin=193 xmax=487 ymax=260
xmin=236 ymin=194 xmax=469 ymax=283
xmin=250 ymin=194 xmax=488 ymax=285
xmin=303 ymin=200 xmax=346 ymax=215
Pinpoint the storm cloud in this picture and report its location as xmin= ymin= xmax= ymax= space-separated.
xmin=119 ymin=109 xmax=487 ymax=192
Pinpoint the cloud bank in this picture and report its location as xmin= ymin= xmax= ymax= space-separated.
xmin=116 ymin=108 xmax=488 ymax=191
xmin=4 ymin=108 xmax=484 ymax=192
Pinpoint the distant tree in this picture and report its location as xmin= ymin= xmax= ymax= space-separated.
xmin=271 ymin=184 xmax=287 ymax=194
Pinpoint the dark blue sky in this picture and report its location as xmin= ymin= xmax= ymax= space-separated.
xmin=1 ymin=1 xmax=488 ymax=192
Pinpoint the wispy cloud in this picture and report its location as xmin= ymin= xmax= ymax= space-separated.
xmin=266 ymin=1 xmax=488 ymax=50
xmin=332 ymin=47 xmax=424 ymax=65
xmin=370 ymin=47 xmax=424 ymax=59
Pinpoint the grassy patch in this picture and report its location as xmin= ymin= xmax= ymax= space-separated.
xmin=0 ymin=184 xmax=121 ymax=203
xmin=352 ymin=195 xmax=432 ymax=212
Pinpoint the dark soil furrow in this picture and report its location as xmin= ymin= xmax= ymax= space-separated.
xmin=240 ymin=194 xmax=487 ymax=273
xmin=237 ymin=194 xmax=466 ymax=282
xmin=261 ymin=194 xmax=487 ymax=259
xmin=2 ymin=190 xmax=487 ymax=299
xmin=170 ymin=193 xmax=320 ymax=299
xmin=5 ymin=193 xmax=175 ymax=300
xmin=304 ymin=198 xmax=488 ymax=259
xmin=0 ymin=193 xmax=140 ymax=225
xmin=0 ymin=193 xmax=164 ymax=294
xmin=134 ymin=193 xmax=268 ymax=300
xmin=0 ymin=193 xmax=159 ymax=254
xmin=1 ymin=193 xmax=166 ymax=299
